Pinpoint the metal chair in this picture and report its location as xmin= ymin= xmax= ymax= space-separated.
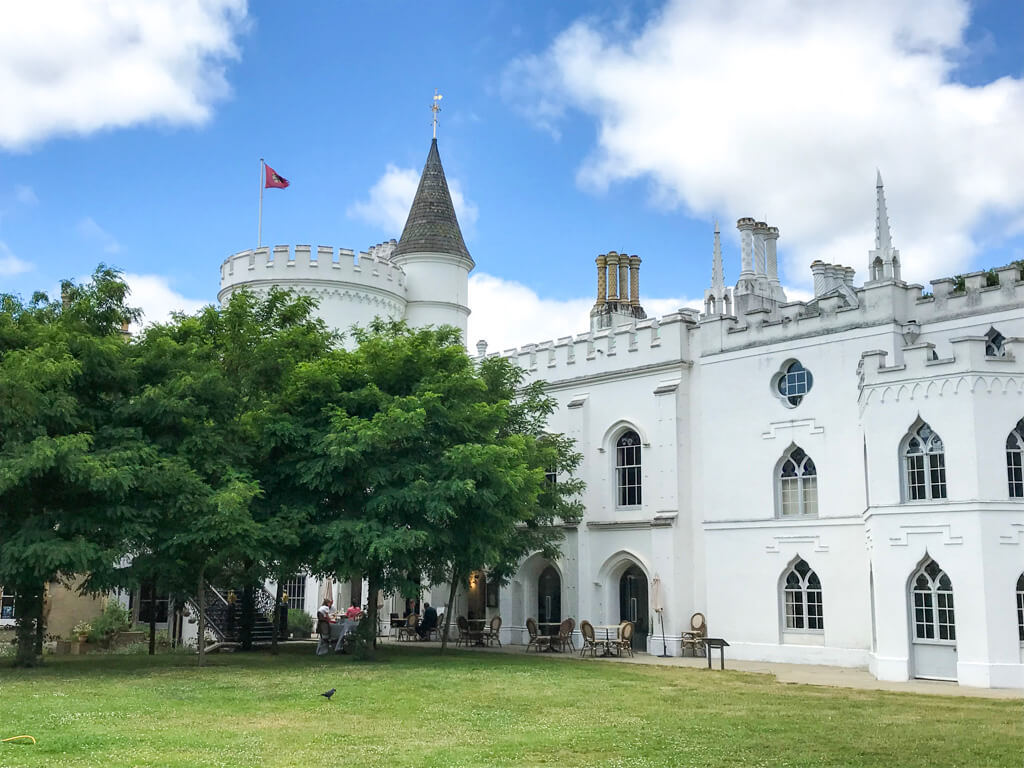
xmin=398 ymin=613 xmax=419 ymax=642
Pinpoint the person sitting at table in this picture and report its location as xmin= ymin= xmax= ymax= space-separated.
xmin=345 ymin=599 xmax=363 ymax=621
xmin=316 ymin=597 xmax=343 ymax=655
xmin=417 ymin=602 xmax=437 ymax=640
xmin=403 ymin=598 xmax=417 ymax=619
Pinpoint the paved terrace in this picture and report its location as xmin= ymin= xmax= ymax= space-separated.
xmin=370 ymin=636 xmax=1024 ymax=700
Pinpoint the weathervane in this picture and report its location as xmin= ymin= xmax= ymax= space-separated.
xmin=431 ymin=89 xmax=443 ymax=139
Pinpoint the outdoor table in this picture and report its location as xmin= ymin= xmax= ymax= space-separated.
xmin=537 ymin=622 xmax=562 ymax=652
xmin=467 ymin=619 xmax=488 ymax=646
xmin=704 ymin=637 xmax=730 ymax=669
xmin=592 ymin=624 xmax=621 ymax=657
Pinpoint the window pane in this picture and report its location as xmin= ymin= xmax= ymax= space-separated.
xmin=913 ymin=591 xmax=934 ymax=640
xmin=937 ymin=591 xmax=955 ymax=641
xmin=906 ymin=455 xmax=926 ymax=500
xmin=1008 ymin=448 xmax=1023 ymax=498
xmin=780 ymin=477 xmax=800 ymax=516
xmin=785 ymin=589 xmax=803 ymax=629
xmin=616 ymin=431 xmax=642 ymax=507
xmin=802 ymin=477 xmax=818 ymax=516
xmin=928 ymin=453 xmax=947 ymax=499
xmin=1017 ymin=586 xmax=1024 ymax=642
xmin=807 ymin=587 xmax=824 ymax=630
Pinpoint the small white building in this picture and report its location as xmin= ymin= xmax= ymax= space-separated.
xmin=221 ymin=140 xmax=1024 ymax=689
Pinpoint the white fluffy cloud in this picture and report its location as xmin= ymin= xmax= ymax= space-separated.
xmin=0 ymin=241 xmax=32 ymax=276
xmin=14 ymin=185 xmax=37 ymax=205
xmin=0 ymin=1 xmax=247 ymax=149
xmin=506 ymin=0 xmax=1024 ymax=287
xmin=124 ymin=273 xmax=208 ymax=327
xmin=77 ymin=216 xmax=122 ymax=254
xmin=467 ymin=272 xmax=697 ymax=352
xmin=348 ymin=164 xmax=479 ymax=235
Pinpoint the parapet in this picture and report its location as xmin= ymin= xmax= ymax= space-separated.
xmin=484 ymin=311 xmax=696 ymax=384
xmin=218 ymin=244 xmax=407 ymax=304
xmin=858 ymin=334 xmax=1023 ymax=404
xmin=700 ymin=262 xmax=1024 ymax=356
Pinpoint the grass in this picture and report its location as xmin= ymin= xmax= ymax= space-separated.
xmin=0 ymin=645 xmax=1021 ymax=768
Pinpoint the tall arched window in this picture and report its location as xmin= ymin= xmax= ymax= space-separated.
xmin=615 ymin=430 xmax=642 ymax=507
xmin=1007 ymin=420 xmax=1024 ymax=498
xmin=911 ymin=558 xmax=955 ymax=641
xmin=1016 ymin=573 xmax=1024 ymax=642
xmin=782 ymin=559 xmax=823 ymax=631
xmin=777 ymin=446 xmax=818 ymax=517
xmin=902 ymin=421 xmax=947 ymax=501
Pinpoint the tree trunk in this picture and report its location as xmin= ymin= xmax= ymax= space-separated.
xmin=440 ymin=568 xmax=460 ymax=654
xmin=33 ymin=588 xmax=45 ymax=657
xmin=197 ymin=566 xmax=206 ymax=667
xmin=366 ymin=570 xmax=380 ymax=657
xmin=148 ymin=580 xmax=157 ymax=655
xmin=13 ymin=585 xmax=41 ymax=667
xmin=271 ymin=579 xmax=282 ymax=656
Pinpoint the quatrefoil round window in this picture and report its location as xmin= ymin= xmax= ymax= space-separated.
xmin=774 ymin=360 xmax=813 ymax=408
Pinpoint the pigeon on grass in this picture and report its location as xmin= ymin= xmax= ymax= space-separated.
xmin=320 ymin=688 xmax=336 ymax=701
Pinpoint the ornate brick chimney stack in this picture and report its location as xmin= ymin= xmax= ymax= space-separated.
xmin=590 ymin=250 xmax=648 ymax=331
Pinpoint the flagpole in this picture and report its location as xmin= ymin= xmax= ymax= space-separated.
xmin=258 ymin=158 xmax=265 ymax=248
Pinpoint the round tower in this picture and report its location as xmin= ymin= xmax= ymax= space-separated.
xmin=390 ymin=138 xmax=474 ymax=339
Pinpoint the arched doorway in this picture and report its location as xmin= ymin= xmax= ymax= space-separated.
xmin=538 ymin=565 xmax=561 ymax=636
xmin=909 ymin=557 xmax=957 ymax=680
xmin=619 ymin=565 xmax=648 ymax=651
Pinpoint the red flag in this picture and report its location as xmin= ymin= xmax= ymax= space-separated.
xmin=264 ymin=164 xmax=289 ymax=189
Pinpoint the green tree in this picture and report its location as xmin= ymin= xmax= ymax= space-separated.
xmin=297 ymin=321 xmax=581 ymax=657
xmin=0 ymin=267 xmax=144 ymax=667
xmin=128 ymin=287 xmax=334 ymax=663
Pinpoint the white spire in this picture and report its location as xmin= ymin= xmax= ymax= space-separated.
xmin=711 ymin=219 xmax=724 ymax=295
xmin=867 ymin=170 xmax=900 ymax=282
xmin=875 ymin=169 xmax=892 ymax=252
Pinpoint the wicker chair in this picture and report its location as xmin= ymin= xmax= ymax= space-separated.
xmin=681 ymin=612 xmax=706 ymax=657
xmin=315 ymin=618 xmax=332 ymax=656
xmin=525 ymin=617 xmax=550 ymax=652
xmin=389 ymin=613 xmax=402 ymax=639
xmin=398 ymin=613 xmax=419 ymax=642
xmin=555 ymin=618 xmax=578 ymax=652
xmin=456 ymin=615 xmax=470 ymax=647
xmin=579 ymin=620 xmax=604 ymax=657
xmin=615 ymin=621 xmax=635 ymax=657
xmin=484 ymin=615 xmax=502 ymax=647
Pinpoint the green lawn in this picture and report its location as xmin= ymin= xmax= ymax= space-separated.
xmin=0 ymin=645 xmax=1020 ymax=768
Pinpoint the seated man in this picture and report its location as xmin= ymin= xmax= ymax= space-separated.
xmin=417 ymin=602 xmax=438 ymax=640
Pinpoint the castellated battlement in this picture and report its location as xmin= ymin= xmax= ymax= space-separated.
xmin=481 ymin=310 xmax=697 ymax=383
xmin=218 ymin=242 xmax=406 ymax=304
xmin=701 ymin=262 xmax=1024 ymax=355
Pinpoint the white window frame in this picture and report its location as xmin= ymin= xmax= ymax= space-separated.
xmin=1007 ymin=420 xmax=1024 ymax=498
xmin=772 ymin=359 xmax=814 ymax=408
xmin=911 ymin=558 xmax=955 ymax=645
xmin=1016 ymin=573 xmax=1024 ymax=644
xmin=775 ymin=445 xmax=818 ymax=518
xmin=283 ymin=574 xmax=307 ymax=612
xmin=901 ymin=421 xmax=947 ymax=501
xmin=781 ymin=558 xmax=824 ymax=633
xmin=0 ymin=585 xmax=14 ymax=624
xmin=614 ymin=429 xmax=642 ymax=509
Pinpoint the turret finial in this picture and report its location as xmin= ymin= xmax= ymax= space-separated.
xmin=431 ymin=89 xmax=443 ymax=139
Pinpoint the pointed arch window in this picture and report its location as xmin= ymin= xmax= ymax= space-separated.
xmin=902 ymin=422 xmax=946 ymax=501
xmin=911 ymin=558 xmax=955 ymax=642
xmin=615 ymin=430 xmax=642 ymax=507
xmin=986 ymin=328 xmax=1006 ymax=358
xmin=1007 ymin=420 xmax=1024 ymax=498
xmin=777 ymin=446 xmax=818 ymax=517
xmin=782 ymin=559 xmax=823 ymax=631
xmin=1016 ymin=573 xmax=1024 ymax=642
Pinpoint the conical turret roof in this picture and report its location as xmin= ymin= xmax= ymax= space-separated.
xmin=393 ymin=139 xmax=471 ymax=262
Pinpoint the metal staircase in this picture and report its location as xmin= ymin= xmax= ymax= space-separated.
xmin=187 ymin=582 xmax=282 ymax=650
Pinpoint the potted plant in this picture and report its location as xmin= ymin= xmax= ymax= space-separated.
xmin=73 ymin=621 xmax=92 ymax=643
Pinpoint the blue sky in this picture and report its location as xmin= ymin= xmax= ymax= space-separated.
xmin=1 ymin=0 xmax=1023 ymax=349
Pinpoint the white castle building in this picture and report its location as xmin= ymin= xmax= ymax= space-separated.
xmin=221 ymin=140 xmax=1024 ymax=689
